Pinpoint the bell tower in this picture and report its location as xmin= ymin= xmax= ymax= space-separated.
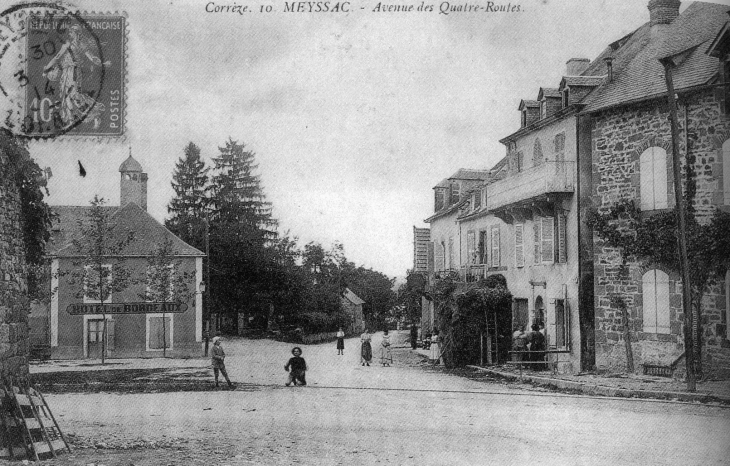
xmin=119 ymin=148 xmax=148 ymax=211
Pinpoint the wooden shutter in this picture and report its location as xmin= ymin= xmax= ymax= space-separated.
xmin=435 ymin=241 xmax=444 ymax=271
xmin=541 ymin=217 xmax=555 ymax=263
xmin=557 ymin=213 xmax=567 ymax=263
xmin=656 ymin=270 xmax=670 ymax=334
xmin=106 ymin=320 xmax=115 ymax=351
xmin=640 ymin=147 xmax=668 ymax=210
xmin=515 ymin=224 xmax=525 ymax=267
xmin=435 ymin=189 xmax=445 ymax=211
xmin=533 ymin=219 xmax=542 ymax=264
xmin=653 ymin=148 xmax=668 ymax=209
xmin=642 ymin=270 xmax=657 ymax=333
xmin=450 ymin=183 xmax=460 ymax=204
xmin=448 ymin=238 xmax=454 ymax=270
xmin=467 ymin=231 xmax=475 ymax=265
xmin=722 ymin=140 xmax=730 ymax=205
xmin=478 ymin=231 xmax=487 ymax=264
xmin=491 ymin=226 xmax=500 ymax=267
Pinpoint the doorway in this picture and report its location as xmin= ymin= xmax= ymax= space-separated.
xmin=534 ymin=296 xmax=545 ymax=327
xmin=86 ymin=319 xmax=104 ymax=359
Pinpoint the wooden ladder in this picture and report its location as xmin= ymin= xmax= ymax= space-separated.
xmin=0 ymin=379 xmax=71 ymax=461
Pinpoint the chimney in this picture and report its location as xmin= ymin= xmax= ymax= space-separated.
xmin=565 ymin=58 xmax=590 ymax=76
xmin=119 ymin=150 xmax=148 ymax=211
xmin=648 ymin=0 xmax=680 ymax=26
xmin=604 ymin=57 xmax=614 ymax=83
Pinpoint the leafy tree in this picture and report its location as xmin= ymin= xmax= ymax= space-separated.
xmin=137 ymin=239 xmax=194 ymax=357
xmin=165 ymin=142 xmax=210 ymax=252
xmin=343 ymin=265 xmax=396 ymax=331
xmin=68 ymin=196 xmax=135 ymax=364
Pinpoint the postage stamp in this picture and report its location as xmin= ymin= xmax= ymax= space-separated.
xmin=0 ymin=3 xmax=126 ymax=139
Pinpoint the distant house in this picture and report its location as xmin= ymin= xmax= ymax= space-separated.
xmin=341 ymin=287 xmax=365 ymax=334
xmin=40 ymin=155 xmax=205 ymax=359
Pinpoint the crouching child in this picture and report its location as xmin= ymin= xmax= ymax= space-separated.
xmin=285 ymin=347 xmax=308 ymax=386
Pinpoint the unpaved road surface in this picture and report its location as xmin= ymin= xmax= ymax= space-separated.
xmin=33 ymin=336 xmax=730 ymax=465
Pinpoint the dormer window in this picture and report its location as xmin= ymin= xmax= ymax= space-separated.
xmin=521 ymin=110 xmax=527 ymax=128
xmin=562 ymin=88 xmax=570 ymax=108
xmin=473 ymin=190 xmax=482 ymax=210
xmin=540 ymin=100 xmax=547 ymax=119
xmin=450 ymin=182 xmax=460 ymax=205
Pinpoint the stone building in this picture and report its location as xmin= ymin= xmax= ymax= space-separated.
xmin=0 ymin=135 xmax=31 ymax=378
xmin=341 ymin=287 xmax=365 ymax=335
xmin=585 ymin=0 xmax=730 ymax=376
xmin=41 ymin=155 xmax=205 ymax=359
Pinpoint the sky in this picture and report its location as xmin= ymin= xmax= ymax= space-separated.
xmin=17 ymin=0 xmax=730 ymax=278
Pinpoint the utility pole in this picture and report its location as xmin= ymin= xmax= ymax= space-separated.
xmin=203 ymin=217 xmax=211 ymax=357
xmin=661 ymin=57 xmax=696 ymax=392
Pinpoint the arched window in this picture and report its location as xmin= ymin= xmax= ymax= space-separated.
xmin=642 ymin=269 xmax=670 ymax=334
xmin=722 ymin=139 xmax=730 ymax=205
xmin=639 ymin=147 xmax=668 ymax=210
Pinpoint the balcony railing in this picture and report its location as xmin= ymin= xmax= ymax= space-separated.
xmin=486 ymin=161 xmax=576 ymax=211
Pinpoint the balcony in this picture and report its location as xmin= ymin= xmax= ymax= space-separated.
xmin=486 ymin=161 xmax=575 ymax=221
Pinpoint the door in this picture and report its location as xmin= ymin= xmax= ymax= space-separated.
xmin=514 ymin=299 xmax=529 ymax=331
xmin=87 ymin=319 xmax=104 ymax=359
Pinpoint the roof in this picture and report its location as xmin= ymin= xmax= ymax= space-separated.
xmin=538 ymin=88 xmax=561 ymax=100
xmin=706 ymin=13 xmax=730 ymax=58
xmin=342 ymin=288 xmax=365 ymax=305
xmin=518 ymin=100 xmax=539 ymax=110
xmin=581 ymin=1 xmax=730 ymax=113
xmin=119 ymin=155 xmax=143 ymax=172
xmin=448 ymin=168 xmax=491 ymax=181
xmin=50 ymin=203 xmax=204 ymax=257
xmin=559 ymin=75 xmax=606 ymax=90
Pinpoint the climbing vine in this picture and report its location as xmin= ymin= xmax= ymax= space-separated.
xmin=433 ymin=274 xmax=512 ymax=367
xmin=0 ymin=130 xmax=54 ymax=301
xmin=587 ymin=151 xmax=730 ymax=378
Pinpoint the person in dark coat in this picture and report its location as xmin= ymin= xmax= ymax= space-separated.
xmin=360 ymin=330 xmax=372 ymax=366
xmin=211 ymin=336 xmax=234 ymax=388
xmin=285 ymin=347 xmax=308 ymax=386
xmin=336 ymin=327 xmax=345 ymax=355
xmin=527 ymin=324 xmax=546 ymax=370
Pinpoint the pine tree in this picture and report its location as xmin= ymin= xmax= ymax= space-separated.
xmin=210 ymin=138 xmax=277 ymax=236
xmin=165 ymin=142 xmax=210 ymax=251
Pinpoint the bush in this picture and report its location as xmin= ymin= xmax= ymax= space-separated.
xmin=298 ymin=311 xmax=350 ymax=333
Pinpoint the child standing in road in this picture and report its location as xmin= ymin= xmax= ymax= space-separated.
xmin=285 ymin=347 xmax=308 ymax=386
xmin=211 ymin=336 xmax=234 ymax=389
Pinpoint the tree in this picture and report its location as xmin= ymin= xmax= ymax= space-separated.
xmin=342 ymin=264 xmax=396 ymax=331
xmin=68 ymin=196 xmax=134 ymax=364
xmin=138 ymin=239 xmax=194 ymax=357
xmin=207 ymin=138 xmax=278 ymax=328
xmin=166 ymin=142 xmax=210 ymax=252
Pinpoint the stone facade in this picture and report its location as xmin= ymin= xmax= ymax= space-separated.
xmin=591 ymin=88 xmax=730 ymax=377
xmin=0 ymin=144 xmax=30 ymax=379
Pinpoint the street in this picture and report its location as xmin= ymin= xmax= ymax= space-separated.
xmin=42 ymin=335 xmax=730 ymax=466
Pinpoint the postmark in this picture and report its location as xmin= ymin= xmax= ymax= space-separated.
xmin=0 ymin=2 xmax=126 ymax=139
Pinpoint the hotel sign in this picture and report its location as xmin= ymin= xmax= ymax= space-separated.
xmin=66 ymin=302 xmax=188 ymax=315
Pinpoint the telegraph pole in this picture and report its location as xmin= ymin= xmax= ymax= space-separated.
xmin=661 ymin=57 xmax=696 ymax=392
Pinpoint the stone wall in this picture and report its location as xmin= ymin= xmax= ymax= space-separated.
xmin=591 ymin=88 xmax=730 ymax=377
xmin=0 ymin=143 xmax=30 ymax=380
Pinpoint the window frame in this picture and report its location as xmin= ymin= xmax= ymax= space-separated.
xmin=642 ymin=269 xmax=671 ymax=334
xmin=490 ymin=225 xmax=500 ymax=268
xmin=639 ymin=146 xmax=669 ymax=211
xmin=83 ymin=264 xmax=113 ymax=304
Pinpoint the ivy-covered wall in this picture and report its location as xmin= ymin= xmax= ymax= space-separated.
xmin=591 ymin=88 xmax=730 ymax=377
xmin=0 ymin=144 xmax=30 ymax=379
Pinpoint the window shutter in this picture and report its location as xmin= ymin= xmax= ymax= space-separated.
xmin=557 ymin=214 xmax=567 ymax=263
xmin=427 ymin=242 xmax=435 ymax=274
xmin=653 ymin=148 xmax=668 ymax=209
xmin=448 ymin=238 xmax=454 ymax=269
xmin=515 ymin=224 xmax=525 ymax=267
xmin=534 ymin=219 xmax=542 ymax=264
xmin=106 ymin=320 xmax=115 ymax=351
xmin=491 ymin=226 xmax=500 ymax=267
xmin=656 ymin=271 xmax=670 ymax=334
xmin=435 ymin=242 xmax=444 ymax=271
xmin=467 ymin=231 xmax=475 ymax=265
xmin=642 ymin=270 xmax=658 ymax=333
xmin=478 ymin=231 xmax=487 ymax=265
xmin=723 ymin=140 xmax=730 ymax=205
xmin=640 ymin=149 xmax=655 ymax=210
xmin=541 ymin=217 xmax=555 ymax=263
